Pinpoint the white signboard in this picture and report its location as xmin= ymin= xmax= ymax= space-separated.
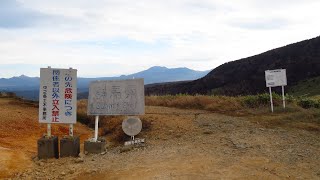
xmin=39 ymin=68 xmax=77 ymax=124
xmin=265 ymin=69 xmax=287 ymax=87
xmin=87 ymin=79 xmax=145 ymax=115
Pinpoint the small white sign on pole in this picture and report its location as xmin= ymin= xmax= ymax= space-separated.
xmin=39 ymin=68 xmax=77 ymax=124
xmin=265 ymin=69 xmax=287 ymax=112
xmin=265 ymin=69 xmax=287 ymax=87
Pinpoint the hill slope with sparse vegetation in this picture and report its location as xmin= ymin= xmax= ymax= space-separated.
xmin=146 ymin=36 xmax=320 ymax=96
xmin=289 ymin=76 xmax=320 ymax=97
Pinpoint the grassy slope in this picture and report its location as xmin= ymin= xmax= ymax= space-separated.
xmin=146 ymin=36 xmax=320 ymax=96
xmin=289 ymin=76 xmax=320 ymax=97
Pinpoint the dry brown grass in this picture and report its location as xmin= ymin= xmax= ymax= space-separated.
xmin=246 ymin=107 xmax=320 ymax=132
xmin=146 ymin=94 xmax=320 ymax=133
xmin=146 ymin=95 xmax=245 ymax=115
xmin=77 ymin=95 xmax=319 ymax=143
xmin=77 ymin=100 xmax=124 ymax=141
xmin=77 ymin=100 xmax=151 ymax=144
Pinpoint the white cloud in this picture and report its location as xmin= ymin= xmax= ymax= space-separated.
xmin=0 ymin=0 xmax=319 ymax=77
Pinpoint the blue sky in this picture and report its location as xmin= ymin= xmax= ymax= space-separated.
xmin=0 ymin=0 xmax=320 ymax=78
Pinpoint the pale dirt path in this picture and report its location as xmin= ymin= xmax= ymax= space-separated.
xmin=12 ymin=106 xmax=320 ymax=180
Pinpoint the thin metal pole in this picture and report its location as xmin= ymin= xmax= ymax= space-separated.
xmin=269 ymin=87 xmax=274 ymax=113
xmin=94 ymin=115 xmax=99 ymax=142
xmin=69 ymin=124 xmax=74 ymax=136
xmin=47 ymin=123 xmax=51 ymax=137
xmin=47 ymin=66 xmax=51 ymax=137
xmin=282 ymin=86 xmax=286 ymax=109
xmin=69 ymin=67 xmax=74 ymax=136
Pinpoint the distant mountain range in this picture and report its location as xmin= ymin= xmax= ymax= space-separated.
xmin=4 ymin=36 xmax=319 ymax=100
xmin=146 ymin=36 xmax=320 ymax=96
xmin=0 ymin=66 xmax=210 ymax=100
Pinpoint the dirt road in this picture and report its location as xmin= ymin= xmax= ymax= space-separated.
xmin=7 ymin=105 xmax=319 ymax=179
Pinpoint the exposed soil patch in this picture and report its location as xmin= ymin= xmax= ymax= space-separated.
xmin=0 ymin=98 xmax=92 ymax=178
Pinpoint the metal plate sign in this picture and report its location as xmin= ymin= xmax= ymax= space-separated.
xmin=265 ymin=69 xmax=287 ymax=87
xmin=39 ymin=68 xmax=77 ymax=124
xmin=87 ymin=79 xmax=145 ymax=115
xmin=122 ymin=117 xmax=142 ymax=136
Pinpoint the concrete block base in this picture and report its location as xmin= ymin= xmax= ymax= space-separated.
xmin=60 ymin=136 xmax=80 ymax=157
xmin=37 ymin=136 xmax=59 ymax=159
xmin=84 ymin=139 xmax=106 ymax=154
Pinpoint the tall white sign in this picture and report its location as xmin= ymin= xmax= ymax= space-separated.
xmin=265 ymin=69 xmax=287 ymax=112
xmin=87 ymin=79 xmax=145 ymax=115
xmin=39 ymin=68 xmax=77 ymax=124
xmin=265 ymin=69 xmax=287 ymax=87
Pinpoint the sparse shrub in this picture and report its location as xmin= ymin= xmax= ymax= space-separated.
xmin=242 ymin=95 xmax=258 ymax=108
xmin=77 ymin=112 xmax=94 ymax=128
xmin=140 ymin=117 xmax=152 ymax=131
xmin=0 ymin=92 xmax=17 ymax=98
xmin=146 ymin=95 xmax=243 ymax=113
xmin=99 ymin=115 xmax=126 ymax=143
xmin=298 ymin=98 xmax=320 ymax=109
xmin=286 ymin=94 xmax=295 ymax=103
xmin=242 ymin=94 xmax=268 ymax=107
xmin=99 ymin=115 xmax=152 ymax=143
xmin=314 ymin=101 xmax=320 ymax=108
xmin=204 ymin=96 xmax=242 ymax=112
xmin=242 ymin=93 xmax=283 ymax=108
xmin=77 ymin=99 xmax=94 ymax=127
xmin=76 ymin=100 xmax=152 ymax=144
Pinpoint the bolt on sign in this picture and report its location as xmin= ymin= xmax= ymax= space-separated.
xmin=265 ymin=69 xmax=287 ymax=87
xmin=39 ymin=68 xmax=77 ymax=123
xmin=87 ymin=79 xmax=145 ymax=115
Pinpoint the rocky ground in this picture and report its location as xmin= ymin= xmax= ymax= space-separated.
xmin=3 ymin=105 xmax=319 ymax=180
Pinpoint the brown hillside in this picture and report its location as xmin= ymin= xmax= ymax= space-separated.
xmin=146 ymin=36 xmax=320 ymax=96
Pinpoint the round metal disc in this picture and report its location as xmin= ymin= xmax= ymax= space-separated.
xmin=122 ymin=117 xmax=142 ymax=136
